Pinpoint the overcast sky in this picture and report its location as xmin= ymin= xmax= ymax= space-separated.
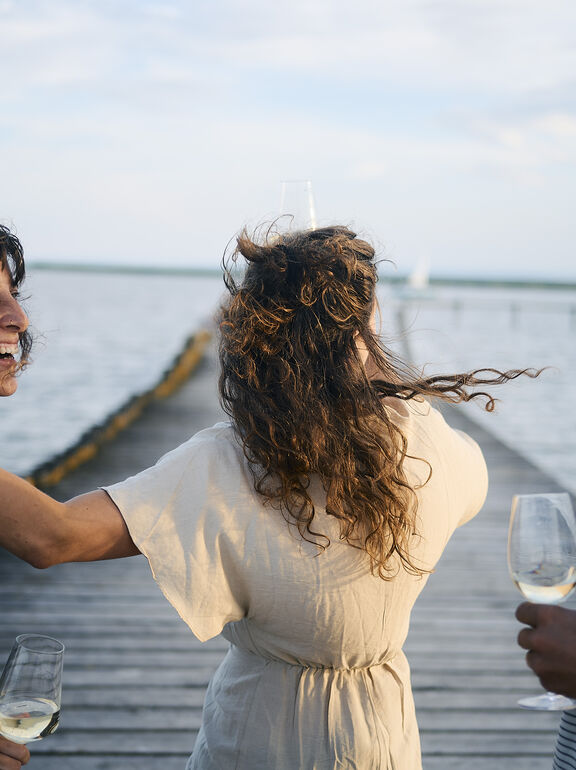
xmin=1 ymin=0 xmax=575 ymax=279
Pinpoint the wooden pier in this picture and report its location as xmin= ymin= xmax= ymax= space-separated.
xmin=0 ymin=343 xmax=570 ymax=768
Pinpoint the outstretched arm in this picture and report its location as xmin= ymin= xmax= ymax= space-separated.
xmin=0 ymin=469 xmax=140 ymax=568
xmin=516 ymin=602 xmax=576 ymax=698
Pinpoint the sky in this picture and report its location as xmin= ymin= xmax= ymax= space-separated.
xmin=1 ymin=0 xmax=575 ymax=279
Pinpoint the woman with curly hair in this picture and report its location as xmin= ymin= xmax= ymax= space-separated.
xmin=0 ymin=225 xmax=533 ymax=769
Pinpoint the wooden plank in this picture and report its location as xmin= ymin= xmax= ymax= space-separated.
xmin=30 ymin=758 xmax=559 ymax=770
xmin=51 ymin=668 xmax=216 ymax=687
xmin=50 ymin=706 xmax=562 ymax=733
xmin=25 ymin=730 xmax=197 ymax=754
xmin=415 ymin=690 xmax=563 ymax=710
xmin=420 ymin=730 xmax=556 ymax=755
xmin=32 ymin=760 xmax=188 ymax=770
xmin=424 ymin=759 xmax=553 ymax=770
xmin=61 ymin=688 xmax=207 ymax=708
xmin=417 ymin=710 xmax=559 ymax=730
xmin=48 ymin=709 xmax=204 ymax=731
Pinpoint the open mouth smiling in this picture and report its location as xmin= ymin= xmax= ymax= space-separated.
xmin=0 ymin=343 xmax=19 ymax=362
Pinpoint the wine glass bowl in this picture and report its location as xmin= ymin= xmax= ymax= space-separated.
xmin=508 ymin=492 xmax=576 ymax=710
xmin=278 ymin=180 xmax=317 ymax=232
xmin=0 ymin=634 xmax=64 ymax=744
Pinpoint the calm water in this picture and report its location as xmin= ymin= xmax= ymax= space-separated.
xmin=1 ymin=269 xmax=225 ymax=475
xmin=378 ymin=283 xmax=576 ymax=495
xmin=2 ymin=268 xmax=575 ymax=498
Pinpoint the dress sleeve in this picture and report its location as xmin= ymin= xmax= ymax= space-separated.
xmin=102 ymin=424 xmax=249 ymax=642
xmin=448 ymin=424 xmax=489 ymax=526
xmin=427 ymin=405 xmax=489 ymax=527
xmin=406 ymin=400 xmax=489 ymax=529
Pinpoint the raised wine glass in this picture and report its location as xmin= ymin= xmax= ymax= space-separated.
xmin=278 ymin=179 xmax=317 ymax=231
xmin=0 ymin=634 xmax=64 ymax=743
xmin=508 ymin=492 xmax=576 ymax=710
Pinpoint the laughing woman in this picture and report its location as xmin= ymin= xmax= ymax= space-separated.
xmin=0 ymin=225 xmax=31 ymax=770
xmin=0 ymin=225 xmax=535 ymax=769
xmin=0 ymin=226 xmax=30 ymax=398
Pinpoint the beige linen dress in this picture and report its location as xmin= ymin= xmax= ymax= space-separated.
xmin=104 ymin=399 xmax=488 ymax=769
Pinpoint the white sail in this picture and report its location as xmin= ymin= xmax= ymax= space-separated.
xmin=408 ymin=256 xmax=429 ymax=291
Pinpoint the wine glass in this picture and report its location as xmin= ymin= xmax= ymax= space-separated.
xmin=278 ymin=179 xmax=317 ymax=231
xmin=508 ymin=492 xmax=576 ymax=710
xmin=0 ymin=634 xmax=64 ymax=743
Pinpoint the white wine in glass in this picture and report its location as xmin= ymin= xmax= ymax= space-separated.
xmin=508 ymin=492 xmax=576 ymax=710
xmin=0 ymin=634 xmax=64 ymax=743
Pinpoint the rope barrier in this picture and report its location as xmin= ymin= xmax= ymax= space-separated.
xmin=25 ymin=329 xmax=212 ymax=489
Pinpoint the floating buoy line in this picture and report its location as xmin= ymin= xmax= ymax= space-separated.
xmin=25 ymin=329 xmax=212 ymax=489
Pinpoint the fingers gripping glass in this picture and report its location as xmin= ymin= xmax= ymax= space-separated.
xmin=0 ymin=634 xmax=64 ymax=743
xmin=508 ymin=493 xmax=576 ymax=710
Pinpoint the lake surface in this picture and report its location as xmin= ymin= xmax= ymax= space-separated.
xmin=2 ymin=267 xmax=574 ymax=499
xmin=1 ymin=269 xmax=225 ymax=475
xmin=378 ymin=282 xmax=576 ymax=495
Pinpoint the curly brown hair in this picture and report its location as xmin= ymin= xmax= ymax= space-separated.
xmin=0 ymin=224 xmax=32 ymax=368
xmin=218 ymin=225 xmax=537 ymax=579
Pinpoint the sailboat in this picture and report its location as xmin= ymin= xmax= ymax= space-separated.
xmin=407 ymin=256 xmax=430 ymax=292
xmin=396 ymin=255 xmax=433 ymax=300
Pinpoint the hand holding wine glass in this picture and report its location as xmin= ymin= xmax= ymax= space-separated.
xmin=0 ymin=635 xmax=64 ymax=745
xmin=508 ymin=492 xmax=576 ymax=710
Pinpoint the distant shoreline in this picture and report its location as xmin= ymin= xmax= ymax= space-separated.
xmin=28 ymin=261 xmax=222 ymax=278
xmin=28 ymin=260 xmax=576 ymax=290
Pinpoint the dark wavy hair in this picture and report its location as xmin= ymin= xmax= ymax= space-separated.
xmin=218 ymin=225 xmax=537 ymax=579
xmin=0 ymin=224 xmax=32 ymax=368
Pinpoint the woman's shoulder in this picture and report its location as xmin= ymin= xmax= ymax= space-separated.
xmin=187 ymin=420 xmax=235 ymax=443
xmin=402 ymin=398 xmax=484 ymax=463
xmin=383 ymin=395 xmax=443 ymax=438
xmin=160 ymin=421 xmax=237 ymax=462
xmin=400 ymin=398 xmax=488 ymax=528
xmin=190 ymin=421 xmax=236 ymax=448
xmin=117 ymin=421 xmax=243 ymax=491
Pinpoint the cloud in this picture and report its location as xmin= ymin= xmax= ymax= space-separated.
xmin=1 ymin=0 xmax=575 ymax=277
xmin=141 ymin=3 xmax=182 ymax=20
xmin=537 ymin=113 xmax=576 ymax=138
xmin=2 ymin=0 xmax=576 ymax=92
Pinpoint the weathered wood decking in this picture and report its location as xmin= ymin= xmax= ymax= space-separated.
xmin=1 ymin=345 xmax=571 ymax=768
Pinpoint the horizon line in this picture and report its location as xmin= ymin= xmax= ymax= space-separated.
xmin=27 ymin=260 xmax=576 ymax=291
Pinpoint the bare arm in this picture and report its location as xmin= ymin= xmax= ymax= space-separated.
xmin=0 ymin=469 xmax=140 ymax=568
xmin=516 ymin=602 xmax=576 ymax=698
